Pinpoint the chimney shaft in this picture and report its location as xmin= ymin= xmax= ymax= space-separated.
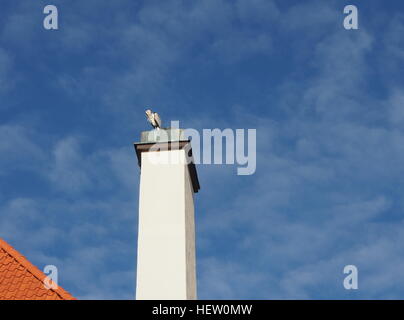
xmin=134 ymin=129 xmax=199 ymax=300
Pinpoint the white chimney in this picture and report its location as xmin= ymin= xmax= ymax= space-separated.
xmin=134 ymin=129 xmax=200 ymax=300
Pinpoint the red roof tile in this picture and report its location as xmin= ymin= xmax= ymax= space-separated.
xmin=0 ymin=238 xmax=76 ymax=300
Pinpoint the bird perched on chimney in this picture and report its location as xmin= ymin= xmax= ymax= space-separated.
xmin=145 ymin=109 xmax=162 ymax=130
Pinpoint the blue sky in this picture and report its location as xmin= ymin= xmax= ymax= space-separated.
xmin=1 ymin=0 xmax=404 ymax=299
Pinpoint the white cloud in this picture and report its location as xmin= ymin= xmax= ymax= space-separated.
xmin=388 ymin=89 xmax=404 ymax=125
xmin=0 ymin=48 xmax=13 ymax=94
xmin=281 ymin=0 xmax=338 ymax=32
xmin=0 ymin=124 xmax=45 ymax=174
xmin=49 ymin=137 xmax=92 ymax=193
xmin=198 ymin=257 xmax=268 ymax=299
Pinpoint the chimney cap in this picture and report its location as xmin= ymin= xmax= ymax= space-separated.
xmin=139 ymin=128 xmax=185 ymax=144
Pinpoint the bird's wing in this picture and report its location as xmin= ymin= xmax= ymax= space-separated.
xmin=154 ymin=112 xmax=162 ymax=128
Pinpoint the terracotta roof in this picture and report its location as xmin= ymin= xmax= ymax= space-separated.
xmin=0 ymin=238 xmax=75 ymax=300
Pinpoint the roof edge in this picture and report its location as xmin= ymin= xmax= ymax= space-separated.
xmin=0 ymin=238 xmax=76 ymax=300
